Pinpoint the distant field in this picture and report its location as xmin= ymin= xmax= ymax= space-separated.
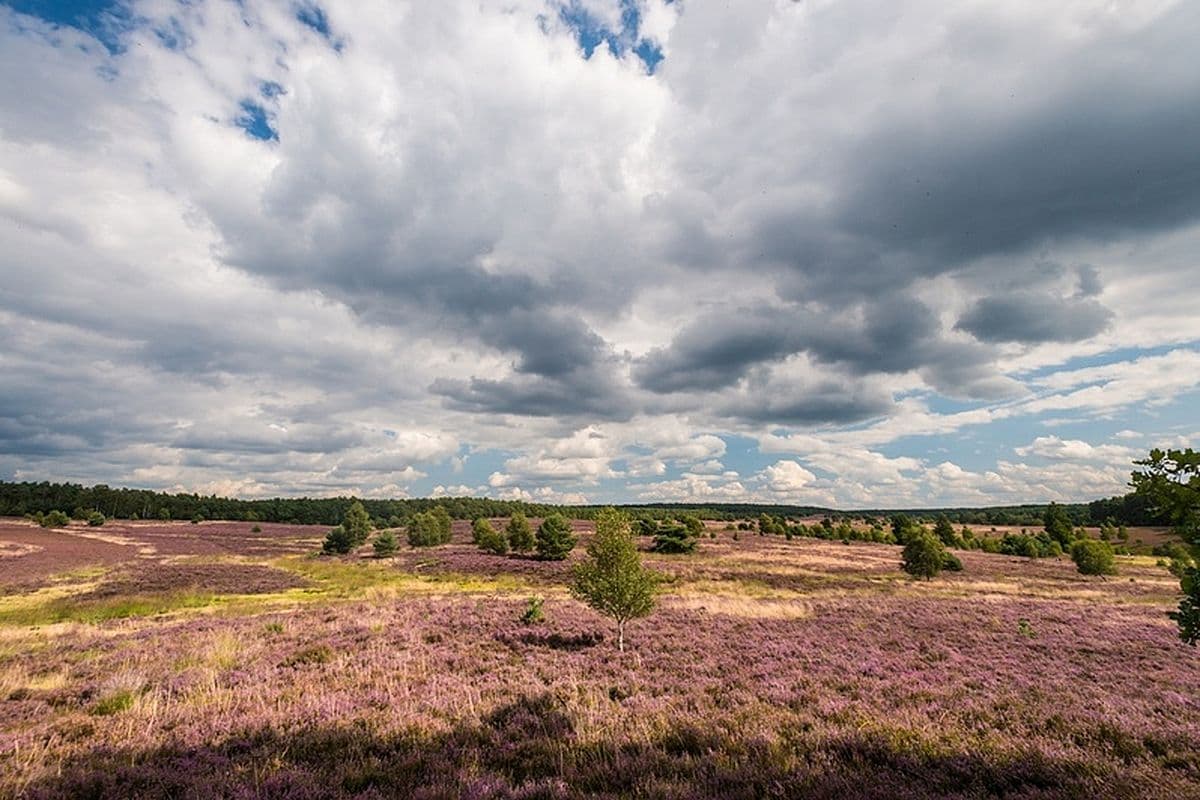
xmin=0 ymin=517 xmax=1197 ymax=798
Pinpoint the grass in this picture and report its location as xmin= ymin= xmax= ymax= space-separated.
xmin=0 ymin=555 xmax=540 ymax=628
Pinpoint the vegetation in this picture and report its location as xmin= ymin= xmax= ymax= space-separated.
xmin=570 ymin=508 xmax=659 ymax=651
xmin=650 ymin=520 xmax=699 ymax=554
xmin=477 ymin=524 xmax=509 ymax=555
xmin=1132 ymin=448 xmax=1200 ymax=643
xmin=505 ymin=512 xmax=535 ymax=553
xmin=87 ymin=511 xmax=106 ymax=527
xmin=902 ymin=532 xmax=947 ymax=580
xmin=535 ymin=514 xmax=576 ymax=560
xmin=322 ymin=526 xmax=354 ymax=555
xmin=471 ymin=517 xmax=494 ymax=545
xmin=406 ymin=508 xmax=452 ymax=547
xmin=1070 ymin=539 xmax=1117 ymax=577
xmin=372 ymin=529 xmax=398 ymax=558
xmin=342 ymin=501 xmax=372 ymax=547
xmin=0 ymin=505 xmax=1196 ymax=797
xmin=3 ymin=479 xmax=1148 ymax=529
xmin=519 ymin=596 xmax=544 ymax=625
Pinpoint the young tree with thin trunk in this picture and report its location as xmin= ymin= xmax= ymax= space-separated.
xmin=571 ymin=507 xmax=659 ymax=652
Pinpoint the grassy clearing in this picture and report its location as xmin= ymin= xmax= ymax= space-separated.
xmin=0 ymin=555 xmax=539 ymax=627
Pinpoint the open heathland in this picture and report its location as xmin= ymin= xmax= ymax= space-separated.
xmin=0 ymin=517 xmax=1196 ymax=799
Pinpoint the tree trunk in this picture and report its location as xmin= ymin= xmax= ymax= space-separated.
xmin=617 ymin=621 xmax=625 ymax=652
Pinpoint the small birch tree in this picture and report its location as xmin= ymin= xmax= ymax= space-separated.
xmin=570 ymin=507 xmax=659 ymax=652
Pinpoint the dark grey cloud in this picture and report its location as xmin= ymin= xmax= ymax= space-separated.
xmin=431 ymin=359 xmax=634 ymax=421
xmin=721 ymin=381 xmax=893 ymax=426
xmin=634 ymin=295 xmax=1005 ymax=402
xmin=956 ymin=293 xmax=1114 ymax=345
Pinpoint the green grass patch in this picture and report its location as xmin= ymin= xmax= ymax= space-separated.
xmin=0 ymin=590 xmax=220 ymax=626
xmin=0 ymin=556 xmax=537 ymax=627
xmin=90 ymin=689 xmax=136 ymax=716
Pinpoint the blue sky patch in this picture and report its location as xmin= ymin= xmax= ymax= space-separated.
xmin=236 ymin=100 xmax=277 ymax=141
xmin=6 ymin=0 xmax=132 ymax=53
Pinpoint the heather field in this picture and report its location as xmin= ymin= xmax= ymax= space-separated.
xmin=0 ymin=518 xmax=1197 ymax=799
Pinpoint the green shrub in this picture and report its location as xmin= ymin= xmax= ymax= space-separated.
xmin=535 ymin=514 xmax=577 ymax=560
xmin=282 ymin=644 xmax=333 ymax=667
xmin=190 ymin=514 xmax=204 ymax=525
xmin=372 ymin=529 xmax=398 ymax=558
xmin=39 ymin=510 xmax=70 ymax=528
xmin=157 ymin=508 xmax=171 ymax=520
xmin=941 ymin=551 xmax=964 ymax=571
xmin=519 ymin=596 xmax=545 ymax=625
xmin=478 ymin=526 xmax=509 ymax=555
xmin=91 ymin=690 xmax=136 ymax=716
xmin=1071 ymin=539 xmax=1117 ymax=576
xmin=87 ymin=511 xmax=106 ymax=527
xmin=251 ymin=524 xmax=262 ymax=533
xmin=651 ymin=522 xmax=697 ymax=554
xmin=902 ymin=532 xmax=946 ymax=580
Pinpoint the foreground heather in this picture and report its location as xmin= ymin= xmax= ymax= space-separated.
xmin=3 ymin=584 xmax=1197 ymax=799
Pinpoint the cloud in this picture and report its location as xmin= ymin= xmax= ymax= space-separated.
xmin=957 ymin=292 xmax=1114 ymax=344
xmin=0 ymin=0 xmax=1197 ymax=503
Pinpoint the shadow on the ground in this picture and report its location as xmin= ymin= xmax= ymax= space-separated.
xmin=21 ymin=692 xmax=1151 ymax=800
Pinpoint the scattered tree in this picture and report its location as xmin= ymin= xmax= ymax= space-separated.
xmin=322 ymin=525 xmax=354 ymax=555
xmin=478 ymin=525 xmax=510 ymax=555
xmin=535 ymin=514 xmax=577 ymax=560
xmin=1132 ymin=448 xmax=1200 ymax=643
xmin=373 ymin=529 xmax=398 ymax=558
xmin=570 ymin=508 xmax=659 ymax=651
xmin=407 ymin=511 xmax=451 ymax=547
xmin=342 ymin=501 xmax=372 ymax=547
xmin=472 ymin=517 xmax=495 ymax=545
xmin=1071 ymin=539 xmax=1117 ymax=577
xmin=902 ymin=531 xmax=946 ymax=580
xmin=933 ymin=515 xmax=958 ymax=546
xmin=430 ymin=505 xmax=453 ymax=542
xmin=87 ymin=511 xmax=105 ymax=527
xmin=506 ymin=512 xmax=535 ymax=553
xmin=1043 ymin=502 xmax=1075 ymax=548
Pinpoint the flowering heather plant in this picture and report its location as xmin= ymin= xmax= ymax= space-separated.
xmin=0 ymin=519 xmax=1197 ymax=798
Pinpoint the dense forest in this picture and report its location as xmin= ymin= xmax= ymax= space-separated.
xmin=0 ymin=481 xmax=1165 ymax=528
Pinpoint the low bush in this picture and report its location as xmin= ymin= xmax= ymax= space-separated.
xmin=1071 ymin=539 xmax=1117 ymax=576
xmin=372 ymin=529 xmax=398 ymax=558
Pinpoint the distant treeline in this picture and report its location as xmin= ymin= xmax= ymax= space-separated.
xmin=0 ymin=480 xmax=1166 ymax=528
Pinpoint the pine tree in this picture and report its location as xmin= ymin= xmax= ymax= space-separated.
xmin=373 ymin=529 xmax=398 ymax=557
xmin=506 ymin=512 xmax=535 ymax=553
xmin=343 ymin=501 xmax=372 ymax=546
xmin=536 ymin=514 xmax=577 ymax=560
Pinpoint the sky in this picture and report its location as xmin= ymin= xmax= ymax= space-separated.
xmin=1 ymin=0 xmax=1198 ymax=508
